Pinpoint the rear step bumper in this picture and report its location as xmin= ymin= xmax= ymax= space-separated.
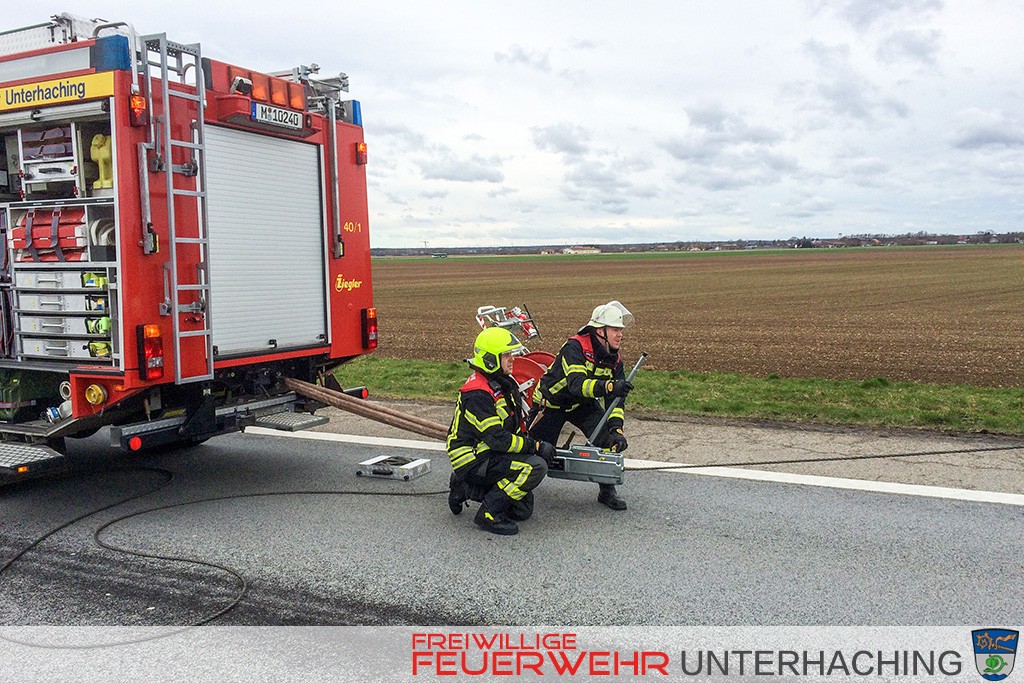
xmin=0 ymin=441 xmax=64 ymax=476
xmin=254 ymin=412 xmax=328 ymax=431
xmin=110 ymin=392 xmax=321 ymax=450
xmin=1 ymin=392 xmax=326 ymax=478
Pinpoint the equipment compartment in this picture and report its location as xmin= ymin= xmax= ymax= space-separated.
xmin=14 ymin=269 xmax=92 ymax=289
xmin=16 ymin=292 xmax=110 ymax=313
xmin=7 ymin=203 xmax=115 ymax=263
xmin=20 ymin=337 xmax=112 ymax=360
xmin=18 ymin=124 xmax=84 ymax=198
xmin=18 ymin=315 xmax=111 ymax=336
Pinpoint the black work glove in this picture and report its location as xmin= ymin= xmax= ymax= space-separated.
xmin=608 ymin=429 xmax=628 ymax=453
xmin=536 ymin=440 xmax=557 ymax=466
xmin=605 ymin=379 xmax=633 ymax=398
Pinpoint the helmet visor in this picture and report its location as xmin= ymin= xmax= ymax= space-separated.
xmin=588 ymin=301 xmax=634 ymax=329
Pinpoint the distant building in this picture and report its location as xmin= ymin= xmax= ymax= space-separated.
xmin=563 ymin=246 xmax=601 ymax=255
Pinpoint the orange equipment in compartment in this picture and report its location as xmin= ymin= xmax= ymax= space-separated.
xmin=9 ymin=208 xmax=88 ymax=261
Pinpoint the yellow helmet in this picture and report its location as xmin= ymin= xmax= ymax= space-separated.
xmin=471 ymin=327 xmax=523 ymax=373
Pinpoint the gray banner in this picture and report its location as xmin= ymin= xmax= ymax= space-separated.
xmin=0 ymin=626 xmax=999 ymax=681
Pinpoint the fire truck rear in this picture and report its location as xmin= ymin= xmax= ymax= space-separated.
xmin=0 ymin=14 xmax=377 ymax=480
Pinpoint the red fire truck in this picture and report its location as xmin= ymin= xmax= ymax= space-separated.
xmin=0 ymin=14 xmax=377 ymax=479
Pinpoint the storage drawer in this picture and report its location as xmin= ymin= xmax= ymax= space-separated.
xmin=17 ymin=292 xmax=109 ymax=313
xmin=22 ymin=160 xmax=77 ymax=183
xmin=21 ymin=337 xmax=113 ymax=360
xmin=14 ymin=270 xmax=94 ymax=289
xmin=18 ymin=316 xmax=111 ymax=335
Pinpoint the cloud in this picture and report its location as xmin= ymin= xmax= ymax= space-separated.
xmin=495 ymin=44 xmax=592 ymax=83
xmin=801 ymin=40 xmax=909 ymax=122
xmin=494 ymin=44 xmax=551 ymax=73
xmin=557 ymin=68 xmax=591 ymax=86
xmin=949 ymin=109 xmax=1024 ymax=150
xmin=660 ymin=105 xmax=782 ymax=163
xmin=561 ymin=161 xmax=633 ymax=214
xmin=966 ymin=155 xmax=1024 ymax=183
xmin=831 ymin=153 xmax=892 ymax=187
xmin=416 ymin=151 xmax=505 ymax=183
xmin=659 ymin=136 xmax=718 ymax=163
xmin=781 ymin=194 xmax=837 ymax=218
xmin=371 ymin=123 xmax=426 ymax=148
xmin=674 ymin=148 xmax=799 ymax=192
xmin=821 ymin=0 xmax=944 ymax=32
xmin=658 ymin=105 xmax=794 ymax=190
xmin=688 ymin=104 xmax=782 ymax=142
xmin=875 ymin=29 xmax=942 ymax=65
xmin=532 ymin=123 xmax=654 ymax=214
xmin=531 ymin=122 xmax=591 ymax=157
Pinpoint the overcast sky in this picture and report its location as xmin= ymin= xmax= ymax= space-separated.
xmin=8 ymin=2 xmax=1023 ymax=247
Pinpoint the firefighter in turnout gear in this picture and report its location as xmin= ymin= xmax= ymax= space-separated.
xmin=529 ymin=301 xmax=634 ymax=510
xmin=447 ymin=327 xmax=556 ymax=536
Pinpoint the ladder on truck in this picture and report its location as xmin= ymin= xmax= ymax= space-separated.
xmin=137 ymin=34 xmax=214 ymax=384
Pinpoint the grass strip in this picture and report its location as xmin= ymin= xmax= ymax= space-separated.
xmin=334 ymin=356 xmax=1024 ymax=436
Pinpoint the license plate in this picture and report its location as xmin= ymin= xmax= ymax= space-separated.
xmin=249 ymin=102 xmax=303 ymax=130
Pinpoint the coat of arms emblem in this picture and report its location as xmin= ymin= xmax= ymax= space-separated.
xmin=973 ymin=629 xmax=1019 ymax=681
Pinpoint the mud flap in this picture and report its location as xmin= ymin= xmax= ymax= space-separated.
xmin=179 ymin=392 xmax=217 ymax=439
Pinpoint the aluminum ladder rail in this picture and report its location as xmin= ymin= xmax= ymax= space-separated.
xmin=137 ymin=33 xmax=214 ymax=384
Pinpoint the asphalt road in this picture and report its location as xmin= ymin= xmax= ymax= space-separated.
xmin=1 ymin=428 xmax=1021 ymax=627
xmin=313 ymin=401 xmax=1024 ymax=494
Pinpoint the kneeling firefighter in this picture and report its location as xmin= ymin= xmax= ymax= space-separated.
xmin=446 ymin=327 xmax=557 ymax=536
xmin=529 ymin=301 xmax=634 ymax=510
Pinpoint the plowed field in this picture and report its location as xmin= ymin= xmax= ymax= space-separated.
xmin=368 ymin=246 xmax=1024 ymax=387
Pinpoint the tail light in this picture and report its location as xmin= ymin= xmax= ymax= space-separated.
xmin=129 ymin=92 xmax=149 ymax=127
xmin=137 ymin=324 xmax=165 ymax=380
xmin=355 ymin=142 xmax=368 ymax=165
xmin=361 ymin=308 xmax=378 ymax=350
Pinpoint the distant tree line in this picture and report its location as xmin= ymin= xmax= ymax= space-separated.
xmin=372 ymin=231 xmax=1024 ymax=257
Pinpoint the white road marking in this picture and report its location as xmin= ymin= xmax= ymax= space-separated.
xmin=243 ymin=427 xmax=1024 ymax=506
xmin=244 ymin=426 xmax=446 ymax=451
xmin=627 ymin=460 xmax=1024 ymax=506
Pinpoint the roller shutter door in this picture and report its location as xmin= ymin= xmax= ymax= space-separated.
xmin=204 ymin=125 xmax=327 ymax=357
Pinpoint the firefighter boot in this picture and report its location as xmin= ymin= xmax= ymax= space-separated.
xmin=448 ymin=472 xmax=468 ymax=515
xmin=507 ymin=491 xmax=534 ymax=522
xmin=475 ymin=488 xmax=519 ymax=535
xmin=598 ymin=483 xmax=627 ymax=511
xmin=474 ymin=506 xmax=519 ymax=535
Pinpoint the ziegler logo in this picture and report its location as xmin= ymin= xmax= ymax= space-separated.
xmin=335 ymin=275 xmax=362 ymax=292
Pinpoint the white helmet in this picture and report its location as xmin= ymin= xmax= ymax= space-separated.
xmin=586 ymin=301 xmax=634 ymax=329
